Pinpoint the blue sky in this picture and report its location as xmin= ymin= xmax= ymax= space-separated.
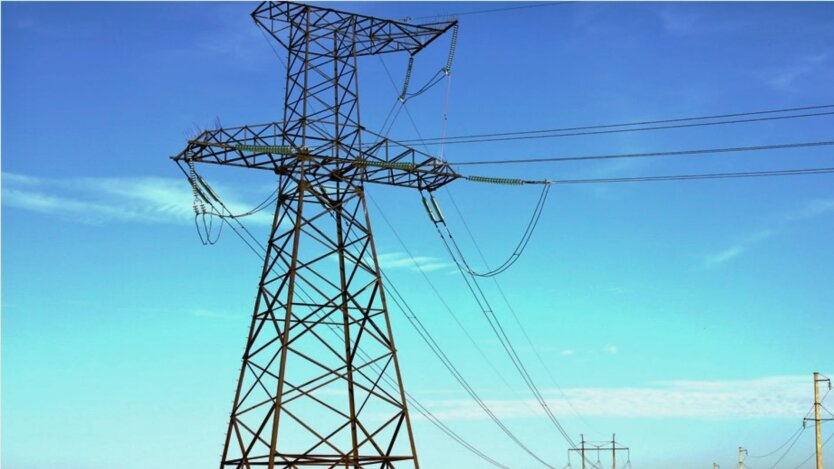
xmin=3 ymin=2 xmax=834 ymax=468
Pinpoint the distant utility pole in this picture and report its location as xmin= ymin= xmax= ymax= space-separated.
xmin=804 ymin=372 xmax=832 ymax=469
xmin=569 ymin=434 xmax=630 ymax=469
xmin=714 ymin=463 xmax=720 ymax=469
xmin=737 ymin=447 xmax=747 ymax=469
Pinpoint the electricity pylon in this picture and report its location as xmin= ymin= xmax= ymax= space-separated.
xmin=569 ymin=434 xmax=630 ymax=469
xmin=173 ymin=2 xmax=457 ymax=467
xmin=804 ymin=372 xmax=832 ymax=469
xmin=737 ymin=446 xmax=747 ymax=469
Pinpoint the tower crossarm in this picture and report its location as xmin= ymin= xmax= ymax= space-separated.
xmin=253 ymin=1 xmax=457 ymax=58
xmin=172 ymin=122 xmax=460 ymax=191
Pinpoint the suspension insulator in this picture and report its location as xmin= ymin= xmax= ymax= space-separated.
xmin=430 ymin=195 xmax=445 ymax=223
xmin=443 ymin=24 xmax=459 ymax=76
xmin=421 ymin=196 xmax=438 ymax=223
xmin=399 ymin=56 xmax=415 ymax=103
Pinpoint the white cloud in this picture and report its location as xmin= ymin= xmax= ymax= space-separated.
xmin=2 ymin=172 xmax=274 ymax=226
xmin=703 ymin=245 xmax=745 ymax=267
xmin=765 ymin=53 xmax=828 ymax=90
xmin=703 ymin=229 xmax=775 ymax=268
xmin=377 ymin=252 xmax=453 ymax=273
xmin=602 ymin=344 xmax=618 ymax=354
xmin=414 ymin=375 xmax=810 ymax=421
xmin=703 ymin=196 xmax=834 ymax=268
xmin=560 ymin=349 xmax=575 ymax=357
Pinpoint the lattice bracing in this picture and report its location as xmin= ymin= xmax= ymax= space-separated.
xmin=171 ymin=2 xmax=458 ymax=468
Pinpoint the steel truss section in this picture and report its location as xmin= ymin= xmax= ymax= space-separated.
xmin=171 ymin=2 xmax=458 ymax=468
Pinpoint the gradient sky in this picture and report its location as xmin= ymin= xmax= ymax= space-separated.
xmin=3 ymin=2 xmax=834 ymax=468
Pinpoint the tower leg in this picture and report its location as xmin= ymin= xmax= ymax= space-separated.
xmin=220 ymin=174 xmax=418 ymax=468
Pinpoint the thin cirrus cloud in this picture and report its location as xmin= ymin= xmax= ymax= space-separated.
xmin=703 ymin=198 xmax=834 ymax=268
xmin=2 ymin=172 xmax=275 ymax=226
xmin=415 ymin=375 xmax=810 ymax=421
xmin=376 ymin=252 xmax=453 ymax=273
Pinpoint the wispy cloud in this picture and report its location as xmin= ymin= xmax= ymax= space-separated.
xmin=703 ymin=229 xmax=774 ymax=268
xmin=602 ymin=344 xmax=618 ymax=355
xmin=377 ymin=252 xmax=453 ymax=273
xmin=560 ymin=349 xmax=575 ymax=357
xmin=765 ymin=53 xmax=829 ymax=90
xmin=415 ymin=375 xmax=810 ymax=421
xmin=2 ymin=172 xmax=274 ymax=226
xmin=704 ymin=198 xmax=834 ymax=268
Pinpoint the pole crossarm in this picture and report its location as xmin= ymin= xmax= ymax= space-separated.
xmin=253 ymin=1 xmax=457 ymax=58
xmin=172 ymin=123 xmax=460 ymax=191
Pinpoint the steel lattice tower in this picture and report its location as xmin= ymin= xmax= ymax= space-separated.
xmin=173 ymin=2 xmax=457 ymax=468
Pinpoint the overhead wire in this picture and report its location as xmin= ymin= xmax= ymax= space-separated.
xmin=285 ymin=189 xmax=554 ymax=467
xmin=373 ymin=35 xmax=594 ymax=463
xmin=443 ymin=187 xmax=592 ymax=427
xmin=230 ymin=14 xmax=559 ymax=466
xmin=367 ymin=193 xmax=545 ymax=415
xmin=412 ymin=1 xmax=573 ymax=20
xmin=539 ymin=166 xmax=834 ymax=185
xmin=449 ymin=139 xmax=834 ymax=166
xmin=394 ymin=104 xmax=834 ymax=146
xmin=764 ymin=405 xmax=817 ymax=469
xmin=791 ymin=430 xmax=834 ymax=469
xmin=429 ymin=205 xmax=579 ymax=449
xmin=748 ymin=425 xmax=806 ymax=459
xmin=175 ymin=165 xmax=512 ymax=468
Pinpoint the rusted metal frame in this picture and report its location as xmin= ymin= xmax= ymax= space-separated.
xmin=283 ymin=305 xmax=348 ymax=357
xmin=332 ymin=197 xmax=372 ymax=251
xmin=235 ymin=342 xmax=283 ymax=410
xmin=279 ymin=352 xmax=391 ymax=409
xmin=231 ymin=419 xmax=252 ymax=469
xmin=267 ymin=159 xmax=309 ymax=469
xmin=283 ymin=290 xmax=340 ymax=330
xmin=336 ymin=200 xmax=368 ymax=260
xmin=281 ymin=346 xmax=403 ymax=409
xmin=245 ymin=359 xmax=282 ymax=395
xmin=345 ymin=281 xmax=394 ymax=352
xmin=343 ymin=239 xmax=375 ymax=293
xmin=353 ymin=412 xmax=404 ymax=461
xmin=276 ymin=362 xmax=404 ymax=429
xmin=235 ymin=414 xmax=281 ymax=466
xmin=234 ymin=383 xmax=280 ymax=419
xmin=278 ymin=379 xmax=353 ymax=425
xmin=278 ymin=408 xmax=350 ymax=462
xmin=360 ymin=190 xmax=420 ymax=467
xmin=351 ymin=355 xmax=400 ymax=414
xmin=290 ymin=255 xmax=343 ymax=294
xmin=333 ymin=187 xmax=361 ymax=469
xmin=383 ymin=414 xmax=407 ymax=461
xmin=222 ymin=184 xmax=288 ymax=469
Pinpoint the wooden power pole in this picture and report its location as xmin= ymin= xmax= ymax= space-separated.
xmin=737 ymin=446 xmax=747 ymax=469
xmin=803 ymin=372 xmax=831 ymax=469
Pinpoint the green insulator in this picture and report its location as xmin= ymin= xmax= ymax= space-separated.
xmin=236 ymin=144 xmax=294 ymax=155
xmin=466 ymin=175 xmax=524 ymax=185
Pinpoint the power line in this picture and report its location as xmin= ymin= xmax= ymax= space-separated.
xmin=449 ymin=140 xmax=834 ymax=166
xmin=768 ymin=426 xmax=807 ymax=469
xmin=367 ymin=193 xmax=544 ymax=416
xmin=413 ymin=2 xmax=573 ymax=20
xmin=391 ymin=105 xmax=834 ymax=146
xmin=443 ymin=186 xmax=593 ymax=429
xmin=538 ymin=166 xmax=834 ymax=185
xmin=177 ymin=165 xmax=513 ymax=468
xmin=792 ymin=430 xmax=834 ymax=469
xmin=749 ymin=425 xmax=806 ymax=459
